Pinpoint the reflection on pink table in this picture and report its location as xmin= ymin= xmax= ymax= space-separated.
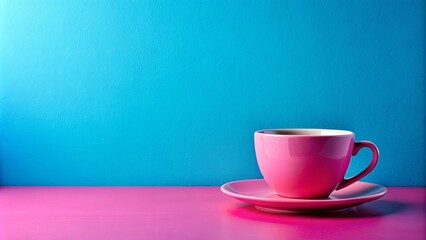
xmin=0 ymin=186 xmax=424 ymax=240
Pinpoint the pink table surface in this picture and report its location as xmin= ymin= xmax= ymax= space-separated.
xmin=0 ymin=186 xmax=424 ymax=240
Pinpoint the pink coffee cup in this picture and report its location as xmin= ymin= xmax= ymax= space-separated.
xmin=254 ymin=129 xmax=379 ymax=199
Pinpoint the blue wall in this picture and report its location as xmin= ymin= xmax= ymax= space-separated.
xmin=0 ymin=0 xmax=424 ymax=186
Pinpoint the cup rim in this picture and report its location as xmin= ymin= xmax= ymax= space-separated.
xmin=255 ymin=128 xmax=354 ymax=137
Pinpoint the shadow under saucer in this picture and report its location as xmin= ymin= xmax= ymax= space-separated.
xmin=226 ymin=199 xmax=406 ymax=222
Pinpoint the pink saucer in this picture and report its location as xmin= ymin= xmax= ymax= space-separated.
xmin=221 ymin=179 xmax=387 ymax=213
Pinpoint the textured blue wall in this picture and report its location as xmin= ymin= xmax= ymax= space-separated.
xmin=0 ymin=0 xmax=424 ymax=186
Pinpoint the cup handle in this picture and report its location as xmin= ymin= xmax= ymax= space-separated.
xmin=336 ymin=141 xmax=379 ymax=190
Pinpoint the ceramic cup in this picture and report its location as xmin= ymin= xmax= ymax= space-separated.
xmin=254 ymin=129 xmax=379 ymax=199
